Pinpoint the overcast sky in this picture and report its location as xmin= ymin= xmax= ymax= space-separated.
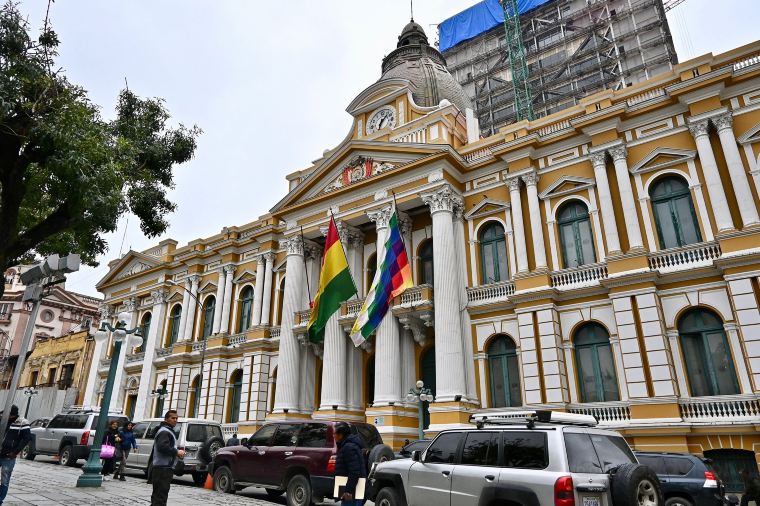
xmin=16 ymin=0 xmax=760 ymax=297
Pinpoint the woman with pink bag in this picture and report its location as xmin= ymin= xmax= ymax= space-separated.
xmin=100 ymin=420 xmax=122 ymax=481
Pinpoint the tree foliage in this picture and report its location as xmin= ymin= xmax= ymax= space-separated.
xmin=0 ymin=2 xmax=199 ymax=296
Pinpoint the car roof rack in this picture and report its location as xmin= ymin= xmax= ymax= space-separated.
xmin=469 ymin=410 xmax=598 ymax=429
xmin=60 ymin=405 xmax=123 ymax=415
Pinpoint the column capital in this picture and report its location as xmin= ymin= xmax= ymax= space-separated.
xmin=714 ymin=112 xmax=734 ymax=132
xmin=397 ymin=211 xmax=413 ymax=236
xmin=589 ymin=151 xmax=607 ymax=167
xmin=263 ymin=251 xmax=276 ymax=264
xmin=367 ymin=206 xmax=393 ymax=230
xmin=123 ymin=297 xmax=138 ymax=313
xmin=421 ymin=184 xmax=462 ymax=215
xmin=150 ymin=289 xmax=170 ymax=305
xmin=688 ymin=119 xmax=710 ymax=138
xmin=521 ymin=170 xmax=539 ymax=187
xmin=223 ymin=264 xmax=237 ymax=275
xmin=188 ymin=274 xmax=201 ymax=287
xmin=505 ymin=176 xmax=522 ymax=192
xmin=304 ymin=239 xmax=322 ymax=260
xmin=609 ymin=145 xmax=628 ymax=161
xmin=98 ymin=304 xmax=112 ymax=320
xmin=281 ymin=235 xmax=305 ymax=257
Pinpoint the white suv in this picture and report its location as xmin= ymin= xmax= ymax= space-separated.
xmin=367 ymin=411 xmax=663 ymax=506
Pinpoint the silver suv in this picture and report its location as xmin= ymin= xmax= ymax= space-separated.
xmin=368 ymin=410 xmax=663 ymax=506
xmin=23 ymin=407 xmax=128 ymax=466
xmin=128 ymin=417 xmax=225 ymax=485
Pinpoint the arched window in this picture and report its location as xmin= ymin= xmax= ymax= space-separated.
xmin=650 ymin=176 xmax=702 ymax=249
xmin=479 ymin=222 xmax=508 ymax=284
xmin=188 ymin=375 xmax=201 ymax=418
xmin=679 ymin=309 xmax=739 ymax=397
xmin=136 ymin=312 xmax=151 ymax=353
xmin=487 ymin=335 xmax=522 ymax=408
xmin=154 ymin=380 xmax=167 ymax=418
xmin=167 ymin=305 xmax=182 ymax=346
xmin=418 ymin=239 xmax=434 ymax=285
xmin=238 ymin=286 xmax=254 ymax=332
xmin=201 ymin=296 xmax=215 ymax=339
xmin=574 ymin=323 xmax=619 ymax=403
xmin=227 ymin=370 xmax=243 ymax=423
xmin=366 ymin=254 xmax=377 ymax=293
xmin=557 ymin=201 xmax=596 ymax=268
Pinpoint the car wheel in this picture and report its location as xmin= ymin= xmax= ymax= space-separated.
xmin=376 ymin=486 xmax=402 ymax=506
xmin=368 ymin=444 xmax=395 ymax=464
xmin=213 ymin=466 xmax=236 ymax=494
xmin=611 ymin=463 xmax=663 ymax=506
xmin=21 ymin=442 xmax=35 ymax=460
xmin=266 ymin=488 xmax=285 ymax=498
xmin=665 ymin=498 xmax=694 ymax=506
xmin=199 ymin=436 xmax=225 ymax=464
xmin=59 ymin=445 xmax=76 ymax=467
xmin=191 ymin=471 xmax=208 ymax=486
xmin=286 ymin=474 xmax=313 ymax=506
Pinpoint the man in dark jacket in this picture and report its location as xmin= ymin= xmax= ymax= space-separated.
xmin=334 ymin=422 xmax=367 ymax=506
xmin=0 ymin=405 xmax=30 ymax=505
xmin=226 ymin=433 xmax=239 ymax=447
xmin=740 ymin=469 xmax=760 ymax=506
xmin=150 ymin=410 xmax=185 ymax=506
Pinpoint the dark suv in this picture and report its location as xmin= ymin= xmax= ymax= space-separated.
xmin=636 ymin=452 xmax=726 ymax=506
xmin=211 ymin=420 xmax=392 ymax=506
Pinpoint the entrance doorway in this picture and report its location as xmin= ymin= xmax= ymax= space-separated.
xmin=704 ymin=449 xmax=759 ymax=493
xmin=125 ymin=394 xmax=137 ymax=420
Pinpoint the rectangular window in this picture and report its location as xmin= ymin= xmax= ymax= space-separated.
xmin=566 ymin=433 xmax=635 ymax=473
xmin=461 ymin=432 xmax=498 ymax=466
xmin=249 ymin=425 xmax=276 ymax=447
xmin=297 ymin=423 xmax=328 ymax=448
xmin=665 ymin=457 xmax=694 ymax=476
xmin=637 ymin=455 xmax=666 ymax=474
xmin=186 ymin=424 xmax=208 ymax=443
xmin=131 ymin=421 xmax=151 ymax=439
xmin=424 ymin=432 xmax=462 ymax=464
xmin=502 ymin=432 xmax=548 ymax=469
xmin=271 ymin=424 xmax=300 ymax=447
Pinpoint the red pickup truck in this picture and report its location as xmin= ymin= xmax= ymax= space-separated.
xmin=210 ymin=420 xmax=393 ymax=506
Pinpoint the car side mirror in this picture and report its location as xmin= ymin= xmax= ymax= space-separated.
xmin=411 ymin=450 xmax=421 ymax=462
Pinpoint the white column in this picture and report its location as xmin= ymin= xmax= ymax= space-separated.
xmin=666 ymin=330 xmax=691 ymax=398
xmin=608 ymin=335 xmax=629 ymax=401
xmin=212 ymin=269 xmax=226 ymax=334
xmin=715 ymin=113 xmax=760 ymax=227
xmin=177 ymin=279 xmax=191 ymax=343
xmin=83 ymin=306 xmax=112 ymax=406
xmin=220 ymin=264 xmax=235 ymax=333
xmin=422 ymin=185 xmax=468 ymax=402
xmin=252 ymin=255 xmax=266 ymax=326
xmin=609 ymin=146 xmax=644 ymax=250
xmin=724 ymin=323 xmax=753 ymax=394
xmin=367 ymin=206 xmax=402 ymax=405
xmin=506 ymin=177 xmax=529 ymax=273
xmin=273 ymin=236 xmax=306 ymax=413
xmin=400 ymin=327 xmax=417 ymax=406
xmin=590 ymin=152 xmax=622 ymax=254
xmin=522 ymin=171 xmax=547 ymax=270
xmin=689 ymin=119 xmax=735 ymax=232
xmin=183 ymin=276 xmax=200 ymax=341
xmin=135 ymin=289 xmax=168 ymax=419
xmin=454 ymin=205 xmax=477 ymax=402
xmin=109 ymin=297 xmax=136 ymax=412
xmin=260 ymin=253 xmax=275 ymax=326
xmin=320 ymin=313 xmax=347 ymax=410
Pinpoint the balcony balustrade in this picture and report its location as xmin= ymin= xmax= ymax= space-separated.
xmin=191 ymin=341 xmax=207 ymax=352
xmin=466 ymin=280 xmax=515 ymax=306
xmin=156 ymin=347 xmax=172 ymax=357
xmin=648 ymin=242 xmax=721 ymax=274
xmin=125 ymin=352 xmax=145 ymax=364
xmin=679 ymin=395 xmax=760 ymax=423
xmin=270 ymin=326 xmax=281 ymax=339
xmin=228 ymin=333 xmax=247 ymax=346
xmin=568 ymin=401 xmax=631 ymax=426
xmin=222 ymin=423 xmax=239 ymax=437
xmin=550 ymin=263 xmax=608 ymax=290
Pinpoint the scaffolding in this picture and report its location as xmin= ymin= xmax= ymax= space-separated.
xmin=440 ymin=0 xmax=678 ymax=136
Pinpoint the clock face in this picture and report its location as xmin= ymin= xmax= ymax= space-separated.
xmin=366 ymin=107 xmax=396 ymax=134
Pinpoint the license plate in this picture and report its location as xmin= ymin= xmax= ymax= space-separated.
xmin=582 ymin=497 xmax=600 ymax=506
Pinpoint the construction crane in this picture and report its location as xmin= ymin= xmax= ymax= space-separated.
xmin=499 ymin=0 xmax=534 ymax=122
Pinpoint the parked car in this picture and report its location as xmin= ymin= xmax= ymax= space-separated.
xmin=127 ymin=417 xmax=225 ymax=485
xmin=368 ymin=410 xmax=664 ymax=506
xmin=29 ymin=417 xmax=51 ymax=429
xmin=395 ymin=439 xmax=431 ymax=459
xmin=210 ymin=420 xmax=393 ymax=506
xmin=636 ymin=451 xmax=727 ymax=506
xmin=23 ymin=408 xmax=128 ymax=465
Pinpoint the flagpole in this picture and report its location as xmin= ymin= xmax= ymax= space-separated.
xmin=328 ymin=210 xmax=359 ymax=297
xmin=300 ymin=226 xmax=312 ymax=307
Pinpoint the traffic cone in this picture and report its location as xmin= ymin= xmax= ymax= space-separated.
xmin=204 ymin=472 xmax=213 ymax=490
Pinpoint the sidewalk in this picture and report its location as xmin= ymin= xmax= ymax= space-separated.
xmin=4 ymin=459 xmax=274 ymax=505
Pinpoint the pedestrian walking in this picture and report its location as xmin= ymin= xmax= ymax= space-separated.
xmin=333 ymin=422 xmax=367 ymax=506
xmin=226 ymin=433 xmax=239 ymax=447
xmin=0 ymin=405 xmax=31 ymax=505
xmin=740 ymin=469 xmax=760 ymax=506
xmin=151 ymin=410 xmax=185 ymax=506
xmin=114 ymin=421 xmax=137 ymax=481
xmin=100 ymin=419 xmax=122 ymax=480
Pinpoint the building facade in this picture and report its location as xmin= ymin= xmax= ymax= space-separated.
xmin=439 ymin=0 xmax=678 ymax=136
xmin=87 ymin=22 xmax=760 ymax=488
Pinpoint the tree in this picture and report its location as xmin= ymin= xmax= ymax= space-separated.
xmin=0 ymin=2 xmax=200 ymax=298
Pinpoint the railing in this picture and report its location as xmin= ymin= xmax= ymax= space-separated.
xmin=344 ymin=298 xmax=365 ymax=317
xmin=648 ymin=242 xmax=721 ymax=273
xmin=537 ymin=119 xmax=571 ymax=136
xmin=229 ymin=334 xmax=247 ymax=346
xmin=99 ymin=358 xmax=110 ymax=368
xmin=568 ymin=402 xmax=631 ymax=425
xmin=270 ymin=326 xmax=281 ymax=339
xmin=295 ymin=309 xmax=311 ymax=325
xmin=221 ymin=423 xmax=238 ymax=437
xmin=156 ymin=347 xmax=172 ymax=357
xmin=125 ymin=352 xmax=145 ymax=364
xmin=731 ymin=52 xmax=760 ymax=71
xmin=679 ymin=395 xmax=760 ymax=423
xmin=390 ymin=127 xmax=426 ymax=144
xmin=466 ymin=280 xmax=515 ymax=305
xmin=550 ymin=263 xmax=608 ymax=289
xmin=192 ymin=341 xmax=207 ymax=352
xmin=398 ymin=285 xmax=430 ymax=306
xmin=463 ymin=148 xmax=492 ymax=163
xmin=626 ymin=87 xmax=666 ymax=106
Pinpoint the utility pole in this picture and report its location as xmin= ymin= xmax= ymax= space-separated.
xmin=499 ymin=0 xmax=534 ymax=122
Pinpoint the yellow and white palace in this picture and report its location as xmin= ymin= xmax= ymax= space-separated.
xmin=86 ymin=22 xmax=760 ymax=485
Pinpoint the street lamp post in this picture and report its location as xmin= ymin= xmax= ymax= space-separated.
xmin=76 ymin=313 xmax=142 ymax=488
xmin=406 ymin=380 xmax=434 ymax=441
xmin=148 ymin=386 xmax=168 ymax=418
xmin=22 ymin=388 xmax=39 ymax=419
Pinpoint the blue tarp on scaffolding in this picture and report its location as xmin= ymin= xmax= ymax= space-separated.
xmin=439 ymin=0 xmax=552 ymax=52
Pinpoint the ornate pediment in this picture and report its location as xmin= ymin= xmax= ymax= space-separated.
xmin=629 ymin=147 xmax=696 ymax=174
xmin=539 ymin=176 xmax=596 ymax=200
xmin=233 ymin=270 xmax=256 ymax=284
xmin=323 ymin=156 xmax=398 ymax=194
xmin=464 ymin=198 xmax=510 ymax=220
xmin=738 ymin=121 xmax=760 ymax=145
xmin=199 ymin=280 xmax=217 ymax=294
xmin=96 ymin=250 xmax=161 ymax=288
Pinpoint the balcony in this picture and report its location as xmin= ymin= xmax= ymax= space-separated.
xmin=568 ymin=401 xmax=631 ymax=427
xmin=125 ymin=352 xmax=145 ymax=364
xmin=467 ymin=280 xmax=515 ymax=306
xmin=156 ymin=347 xmax=172 ymax=358
xmin=228 ymin=333 xmax=247 ymax=346
xmin=222 ymin=423 xmax=238 ymax=437
xmin=550 ymin=263 xmax=608 ymax=290
xmin=648 ymin=242 xmax=721 ymax=274
xmin=270 ymin=326 xmax=281 ymax=339
xmin=679 ymin=395 xmax=760 ymax=424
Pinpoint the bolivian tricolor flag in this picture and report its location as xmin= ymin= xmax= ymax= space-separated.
xmin=307 ymin=217 xmax=357 ymax=343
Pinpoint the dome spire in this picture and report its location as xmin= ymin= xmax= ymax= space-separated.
xmin=410 ymin=0 xmax=414 ymax=22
